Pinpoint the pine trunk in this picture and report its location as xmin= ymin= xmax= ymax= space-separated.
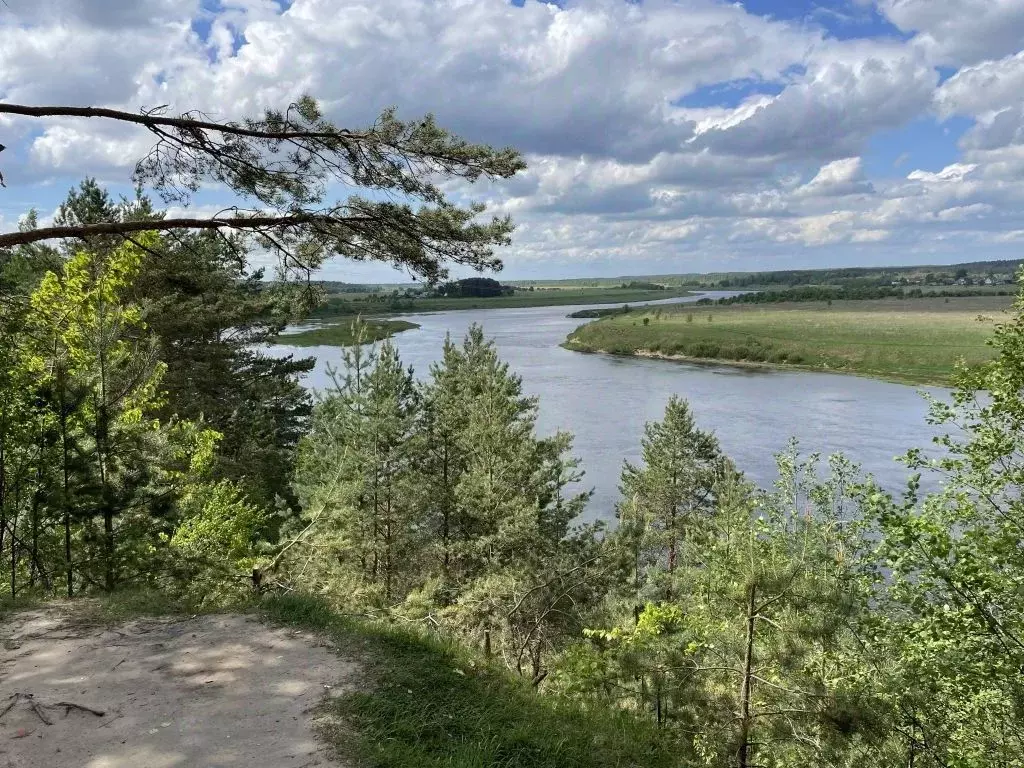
xmin=737 ymin=581 xmax=757 ymax=768
xmin=59 ymin=370 xmax=73 ymax=598
xmin=0 ymin=431 xmax=7 ymax=582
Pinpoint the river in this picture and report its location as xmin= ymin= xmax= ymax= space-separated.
xmin=271 ymin=292 xmax=948 ymax=522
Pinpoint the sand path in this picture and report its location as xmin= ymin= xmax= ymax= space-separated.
xmin=0 ymin=605 xmax=356 ymax=767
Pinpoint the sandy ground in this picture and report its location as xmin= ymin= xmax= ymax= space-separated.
xmin=0 ymin=605 xmax=357 ymax=768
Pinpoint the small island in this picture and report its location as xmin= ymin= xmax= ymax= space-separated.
xmin=276 ymin=319 xmax=420 ymax=347
xmin=564 ymin=295 xmax=1010 ymax=386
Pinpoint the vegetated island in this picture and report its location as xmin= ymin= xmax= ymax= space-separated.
xmin=276 ymin=318 xmax=420 ymax=347
xmin=563 ymin=295 xmax=1012 ymax=386
xmin=567 ymin=303 xmax=648 ymax=318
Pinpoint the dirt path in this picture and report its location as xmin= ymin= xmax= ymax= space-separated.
xmin=0 ymin=605 xmax=357 ymax=767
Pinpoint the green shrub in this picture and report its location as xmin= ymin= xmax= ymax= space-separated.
xmin=168 ymin=481 xmax=267 ymax=607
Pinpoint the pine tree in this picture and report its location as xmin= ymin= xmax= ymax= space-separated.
xmin=565 ymin=422 xmax=876 ymax=766
xmin=616 ymin=395 xmax=735 ymax=606
xmin=133 ymin=228 xmax=313 ymax=510
xmin=361 ymin=339 xmax=422 ymax=601
xmin=47 ymin=179 xmax=313 ymax=510
xmin=675 ymin=449 xmax=872 ymax=767
xmin=428 ymin=326 xmax=599 ymax=677
xmin=27 ymin=238 xmax=165 ymax=591
xmin=0 ymin=216 xmax=65 ymax=595
xmin=858 ymin=270 xmax=1024 ymax=766
xmin=0 ymin=270 xmax=40 ymax=595
xmin=12 ymin=236 xmax=220 ymax=595
xmin=287 ymin=326 xmax=423 ymax=607
xmin=418 ymin=334 xmax=470 ymax=589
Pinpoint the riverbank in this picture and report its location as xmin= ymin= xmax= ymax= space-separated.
xmin=276 ymin=319 xmax=420 ymax=347
xmin=308 ymin=287 xmax=694 ymax=319
xmin=564 ymin=296 xmax=1011 ymax=386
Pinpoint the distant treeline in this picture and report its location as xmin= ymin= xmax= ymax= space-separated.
xmin=314 ymin=280 xmax=380 ymax=294
xmin=697 ymin=285 xmax=1015 ymax=305
xmin=308 ymin=293 xmax=415 ymax=317
xmin=702 ymin=260 xmax=1024 ymax=289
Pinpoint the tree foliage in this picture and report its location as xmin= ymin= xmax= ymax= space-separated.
xmin=0 ymin=99 xmax=525 ymax=283
xmin=855 ymin=274 xmax=1024 ymax=766
xmin=0 ymin=236 xmax=223 ymax=597
xmin=6 ymin=94 xmax=1024 ymax=763
xmin=47 ymin=179 xmax=313 ymax=509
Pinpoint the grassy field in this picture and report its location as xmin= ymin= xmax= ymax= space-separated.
xmin=564 ymin=296 xmax=1013 ymax=386
xmin=275 ymin=319 xmax=420 ymax=347
xmin=309 ymin=286 xmax=693 ymax=318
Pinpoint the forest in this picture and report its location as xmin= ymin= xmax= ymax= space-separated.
xmin=700 ymin=284 xmax=1015 ymax=304
xmin=2 ymin=99 xmax=1023 ymax=768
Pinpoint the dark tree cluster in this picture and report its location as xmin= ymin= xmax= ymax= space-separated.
xmin=432 ymin=276 xmax=514 ymax=298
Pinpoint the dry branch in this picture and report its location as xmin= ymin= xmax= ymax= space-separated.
xmin=0 ymin=693 xmax=106 ymax=725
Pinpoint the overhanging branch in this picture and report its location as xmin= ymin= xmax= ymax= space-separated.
xmin=0 ymin=214 xmax=351 ymax=249
xmin=0 ymin=104 xmax=362 ymax=143
xmin=0 ymin=98 xmax=524 ymax=281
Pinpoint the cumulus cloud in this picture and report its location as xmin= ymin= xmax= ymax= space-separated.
xmin=2 ymin=0 xmax=1024 ymax=276
xmin=8 ymin=0 xmax=822 ymax=167
xmin=689 ymin=46 xmax=936 ymax=160
xmin=797 ymin=157 xmax=874 ymax=197
xmin=935 ymin=50 xmax=1024 ymax=152
xmin=876 ymin=0 xmax=1024 ymax=66
xmin=936 ymin=51 xmax=1024 ymax=117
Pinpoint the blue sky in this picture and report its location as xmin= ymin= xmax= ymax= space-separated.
xmin=2 ymin=0 xmax=1024 ymax=281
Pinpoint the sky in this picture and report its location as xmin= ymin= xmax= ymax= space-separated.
xmin=2 ymin=0 xmax=1024 ymax=282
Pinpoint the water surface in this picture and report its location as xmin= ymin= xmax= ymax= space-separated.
xmin=273 ymin=293 xmax=946 ymax=521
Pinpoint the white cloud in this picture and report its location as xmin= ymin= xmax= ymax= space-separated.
xmin=934 ymin=50 xmax=1024 ymax=152
xmin=876 ymin=0 xmax=1024 ymax=66
xmin=797 ymin=157 xmax=874 ymax=197
xmin=936 ymin=51 xmax=1024 ymax=117
xmin=689 ymin=47 xmax=936 ymax=160
xmin=906 ymin=163 xmax=979 ymax=183
xmin=2 ymin=0 xmax=1024 ymax=276
xmin=936 ymin=203 xmax=993 ymax=221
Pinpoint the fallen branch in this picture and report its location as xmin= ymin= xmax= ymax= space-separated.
xmin=28 ymin=697 xmax=52 ymax=725
xmin=0 ymin=694 xmax=18 ymax=720
xmin=56 ymin=701 xmax=106 ymax=718
xmin=0 ymin=693 xmax=105 ymax=725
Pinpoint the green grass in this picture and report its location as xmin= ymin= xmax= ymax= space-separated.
xmin=309 ymin=287 xmax=694 ymax=319
xmin=564 ymin=296 xmax=1013 ymax=386
xmin=261 ymin=593 xmax=681 ymax=768
xmin=275 ymin=319 xmax=420 ymax=347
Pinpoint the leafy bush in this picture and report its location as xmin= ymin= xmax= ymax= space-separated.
xmin=168 ymin=481 xmax=267 ymax=606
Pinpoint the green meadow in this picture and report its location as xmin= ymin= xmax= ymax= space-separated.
xmin=564 ymin=296 xmax=1013 ymax=386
